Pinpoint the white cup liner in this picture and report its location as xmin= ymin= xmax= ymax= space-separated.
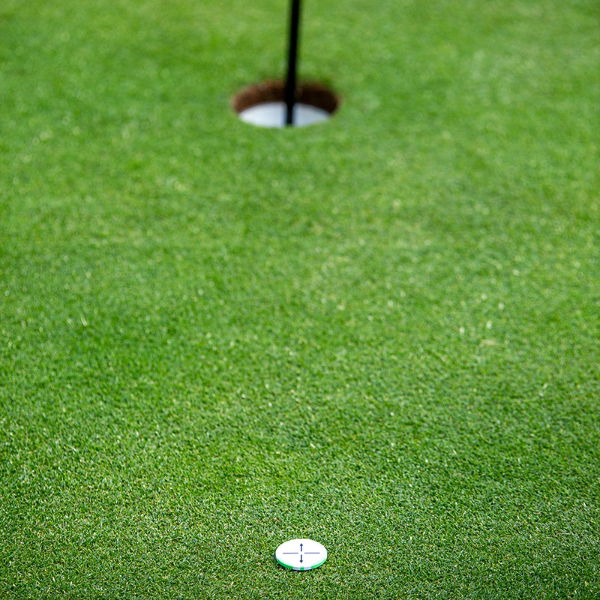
xmin=238 ymin=101 xmax=330 ymax=128
xmin=232 ymin=80 xmax=340 ymax=129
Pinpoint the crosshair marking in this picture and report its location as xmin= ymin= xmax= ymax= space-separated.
xmin=287 ymin=542 xmax=320 ymax=562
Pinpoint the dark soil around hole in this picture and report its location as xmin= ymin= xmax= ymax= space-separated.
xmin=232 ymin=80 xmax=340 ymax=114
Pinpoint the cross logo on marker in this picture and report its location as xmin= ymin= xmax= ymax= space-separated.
xmin=282 ymin=541 xmax=322 ymax=564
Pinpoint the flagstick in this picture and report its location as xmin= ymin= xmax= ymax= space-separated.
xmin=284 ymin=0 xmax=301 ymax=126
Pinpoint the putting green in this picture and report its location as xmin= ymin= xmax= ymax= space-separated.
xmin=1 ymin=0 xmax=598 ymax=598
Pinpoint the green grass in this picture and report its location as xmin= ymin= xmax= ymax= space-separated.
xmin=1 ymin=0 xmax=599 ymax=598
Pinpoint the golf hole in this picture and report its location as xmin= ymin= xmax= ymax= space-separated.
xmin=233 ymin=80 xmax=340 ymax=128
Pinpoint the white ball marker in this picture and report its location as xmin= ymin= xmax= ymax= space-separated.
xmin=275 ymin=538 xmax=327 ymax=571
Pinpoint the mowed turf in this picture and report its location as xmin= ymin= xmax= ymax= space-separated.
xmin=1 ymin=0 xmax=599 ymax=598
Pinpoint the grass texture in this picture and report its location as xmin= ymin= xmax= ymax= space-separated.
xmin=1 ymin=0 xmax=599 ymax=598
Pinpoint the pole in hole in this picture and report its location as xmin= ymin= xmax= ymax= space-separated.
xmin=232 ymin=1 xmax=340 ymax=128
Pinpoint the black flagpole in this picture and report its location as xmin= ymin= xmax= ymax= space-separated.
xmin=284 ymin=0 xmax=301 ymax=126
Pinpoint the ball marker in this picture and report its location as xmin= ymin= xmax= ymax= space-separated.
xmin=275 ymin=538 xmax=327 ymax=571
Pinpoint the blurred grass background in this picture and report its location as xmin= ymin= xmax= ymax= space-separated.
xmin=1 ymin=1 xmax=599 ymax=598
